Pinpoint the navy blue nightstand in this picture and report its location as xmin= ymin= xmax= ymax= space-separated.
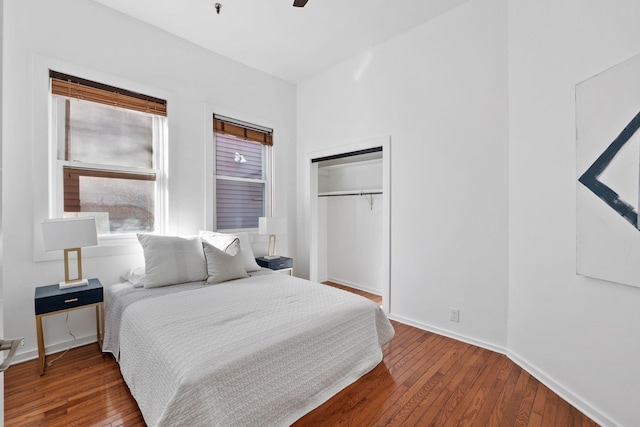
xmin=255 ymin=256 xmax=293 ymax=275
xmin=34 ymin=278 xmax=104 ymax=375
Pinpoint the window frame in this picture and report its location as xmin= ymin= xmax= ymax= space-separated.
xmin=49 ymin=73 xmax=169 ymax=241
xmin=206 ymin=109 xmax=275 ymax=233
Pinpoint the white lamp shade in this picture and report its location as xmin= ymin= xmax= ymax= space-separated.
xmin=258 ymin=217 xmax=285 ymax=235
xmin=41 ymin=217 xmax=98 ymax=251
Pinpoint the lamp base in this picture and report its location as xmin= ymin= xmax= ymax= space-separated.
xmin=59 ymin=278 xmax=89 ymax=289
xmin=263 ymin=255 xmax=281 ymax=260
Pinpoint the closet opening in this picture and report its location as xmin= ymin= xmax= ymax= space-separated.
xmin=308 ymin=138 xmax=390 ymax=314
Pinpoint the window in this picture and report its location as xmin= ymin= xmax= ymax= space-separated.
xmin=50 ymin=71 xmax=167 ymax=235
xmin=214 ymin=115 xmax=272 ymax=230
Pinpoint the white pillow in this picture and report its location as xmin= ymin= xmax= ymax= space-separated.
xmin=235 ymin=232 xmax=262 ymax=272
xmin=199 ymin=230 xmax=261 ymax=272
xmin=121 ymin=266 xmax=146 ymax=288
xmin=137 ymin=234 xmax=208 ymax=288
xmin=202 ymin=239 xmax=249 ymax=284
xmin=199 ymin=231 xmax=237 ymax=251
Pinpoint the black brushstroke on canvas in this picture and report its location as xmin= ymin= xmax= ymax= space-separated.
xmin=578 ymin=110 xmax=640 ymax=230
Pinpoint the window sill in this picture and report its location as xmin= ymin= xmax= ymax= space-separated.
xmin=215 ymin=228 xmax=259 ymax=234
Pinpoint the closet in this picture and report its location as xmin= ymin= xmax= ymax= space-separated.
xmin=315 ymin=148 xmax=384 ymax=297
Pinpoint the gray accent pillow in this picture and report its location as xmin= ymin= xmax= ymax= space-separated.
xmin=199 ymin=230 xmax=262 ymax=272
xmin=203 ymin=239 xmax=249 ymax=284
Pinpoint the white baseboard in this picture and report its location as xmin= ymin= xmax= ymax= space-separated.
xmin=326 ymin=277 xmax=382 ymax=296
xmin=388 ymin=313 xmax=506 ymax=355
xmin=11 ymin=333 xmax=99 ymax=366
xmin=507 ymin=349 xmax=616 ymax=427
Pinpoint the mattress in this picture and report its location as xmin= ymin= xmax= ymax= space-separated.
xmin=104 ymin=272 xmax=394 ymax=427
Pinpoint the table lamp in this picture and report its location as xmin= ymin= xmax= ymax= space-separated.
xmin=258 ymin=217 xmax=284 ymax=260
xmin=41 ymin=217 xmax=98 ymax=289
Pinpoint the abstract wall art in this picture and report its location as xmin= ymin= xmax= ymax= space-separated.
xmin=576 ymin=52 xmax=640 ymax=288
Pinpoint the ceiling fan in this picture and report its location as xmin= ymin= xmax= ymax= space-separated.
xmin=293 ymin=0 xmax=309 ymax=7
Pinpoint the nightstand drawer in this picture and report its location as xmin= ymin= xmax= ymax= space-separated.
xmin=34 ymin=279 xmax=103 ymax=315
xmin=256 ymin=256 xmax=293 ymax=270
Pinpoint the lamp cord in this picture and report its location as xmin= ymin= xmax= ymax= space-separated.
xmin=46 ymin=312 xmax=77 ymax=367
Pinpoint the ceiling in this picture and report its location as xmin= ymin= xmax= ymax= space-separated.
xmin=92 ymin=0 xmax=467 ymax=83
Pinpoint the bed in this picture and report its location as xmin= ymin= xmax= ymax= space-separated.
xmin=103 ymin=233 xmax=394 ymax=427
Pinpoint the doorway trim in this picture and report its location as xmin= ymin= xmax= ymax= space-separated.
xmin=307 ymin=136 xmax=391 ymax=314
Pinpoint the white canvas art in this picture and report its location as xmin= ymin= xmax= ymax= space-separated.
xmin=576 ymin=53 xmax=640 ymax=288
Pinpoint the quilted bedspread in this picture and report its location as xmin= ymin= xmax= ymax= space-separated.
xmin=107 ymin=273 xmax=394 ymax=426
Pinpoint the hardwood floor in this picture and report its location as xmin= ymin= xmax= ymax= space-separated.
xmin=4 ymin=343 xmax=144 ymax=427
xmin=323 ymin=281 xmax=383 ymax=306
xmin=5 ymin=284 xmax=598 ymax=427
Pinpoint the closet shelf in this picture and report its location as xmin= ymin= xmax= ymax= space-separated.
xmin=317 ymin=189 xmax=383 ymax=197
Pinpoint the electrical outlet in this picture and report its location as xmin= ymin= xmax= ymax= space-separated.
xmin=450 ymin=307 xmax=460 ymax=323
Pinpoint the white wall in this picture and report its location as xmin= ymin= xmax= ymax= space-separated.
xmin=508 ymin=1 xmax=640 ymax=426
xmin=297 ymin=0 xmax=509 ymax=350
xmin=2 ymin=0 xmax=297 ymax=362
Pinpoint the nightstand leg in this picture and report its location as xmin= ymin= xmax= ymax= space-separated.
xmin=95 ymin=305 xmax=100 ymax=347
xmin=100 ymin=303 xmax=105 ymax=350
xmin=36 ymin=314 xmax=45 ymax=375
xmin=95 ymin=303 xmax=105 ymax=350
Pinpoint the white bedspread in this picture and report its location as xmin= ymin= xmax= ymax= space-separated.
xmin=108 ymin=273 xmax=394 ymax=427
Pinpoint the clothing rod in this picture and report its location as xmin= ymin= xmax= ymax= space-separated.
xmin=318 ymin=191 xmax=382 ymax=197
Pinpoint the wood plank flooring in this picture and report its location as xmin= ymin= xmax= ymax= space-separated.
xmin=5 ymin=284 xmax=598 ymax=426
xmin=5 ymin=343 xmax=144 ymax=427
xmin=323 ymin=281 xmax=383 ymax=306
